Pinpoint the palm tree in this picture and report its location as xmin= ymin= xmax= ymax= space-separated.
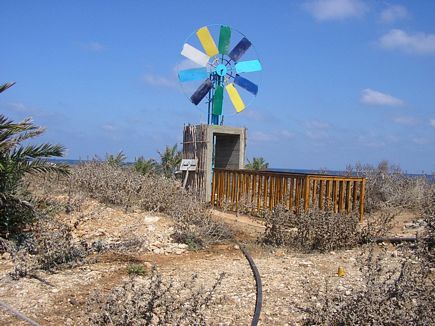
xmin=105 ymin=151 xmax=127 ymax=167
xmin=245 ymin=157 xmax=269 ymax=171
xmin=1 ymin=82 xmax=68 ymax=234
xmin=158 ymin=144 xmax=182 ymax=178
xmin=134 ymin=156 xmax=157 ymax=175
xmin=0 ymin=82 xmax=16 ymax=94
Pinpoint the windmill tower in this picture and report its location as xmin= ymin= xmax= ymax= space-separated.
xmin=177 ymin=25 xmax=261 ymax=200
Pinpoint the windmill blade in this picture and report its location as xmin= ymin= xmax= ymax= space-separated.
xmin=181 ymin=43 xmax=210 ymax=67
xmin=218 ymin=25 xmax=231 ymax=55
xmin=229 ymin=37 xmax=251 ymax=62
xmin=235 ymin=60 xmax=262 ymax=74
xmin=212 ymin=85 xmax=224 ymax=115
xmin=225 ymin=83 xmax=246 ymax=112
xmin=234 ymin=75 xmax=258 ymax=95
xmin=196 ymin=26 xmax=218 ymax=57
xmin=190 ymin=79 xmax=212 ymax=105
xmin=178 ymin=68 xmax=208 ymax=82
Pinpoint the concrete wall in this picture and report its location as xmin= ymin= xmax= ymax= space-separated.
xmin=182 ymin=124 xmax=246 ymax=201
xmin=214 ymin=134 xmax=241 ymax=169
xmin=205 ymin=125 xmax=246 ymax=200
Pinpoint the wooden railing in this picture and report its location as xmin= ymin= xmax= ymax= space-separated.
xmin=211 ymin=169 xmax=366 ymax=221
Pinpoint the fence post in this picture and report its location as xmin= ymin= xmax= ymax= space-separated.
xmin=304 ymin=176 xmax=310 ymax=212
xmin=359 ymin=178 xmax=366 ymax=222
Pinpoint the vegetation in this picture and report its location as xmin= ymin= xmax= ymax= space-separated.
xmin=105 ymin=151 xmax=127 ymax=167
xmin=158 ymin=144 xmax=182 ymax=178
xmin=134 ymin=156 xmax=157 ymax=175
xmin=347 ymin=160 xmax=429 ymax=212
xmin=0 ymin=83 xmax=68 ymax=236
xmin=87 ymin=268 xmax=225 ymax=325
xmin=127 ymin=263 xmax=148 ymax=276
xmin=304 ymin=240 xmax=434 ymax=325
xmin=245 ymin=156 xmax=268 ymax=170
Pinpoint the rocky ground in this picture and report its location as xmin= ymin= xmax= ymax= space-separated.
xmin=0 ymin=199 xmax=423 ymax=325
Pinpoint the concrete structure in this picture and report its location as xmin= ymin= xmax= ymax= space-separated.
xmin=182 ymin=124 xmax=246 ymax=201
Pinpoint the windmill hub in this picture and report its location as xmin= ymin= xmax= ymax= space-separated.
xmin=215 ymin=63 xmax=227 ymax=77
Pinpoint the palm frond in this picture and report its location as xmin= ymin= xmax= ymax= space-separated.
xmin=11 ymin=143 xmax=66 ymax=160
xmin=0 ymin=82 xmax=16 ymax=93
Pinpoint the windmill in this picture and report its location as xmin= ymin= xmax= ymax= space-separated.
xmin=177 ymin=25 xmax=262 ymax=125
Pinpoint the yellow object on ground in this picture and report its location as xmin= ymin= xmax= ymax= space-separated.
xmin=337 ymin=266 xmax=345 ymax=277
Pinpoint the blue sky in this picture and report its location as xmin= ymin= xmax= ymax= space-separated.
xmin=1 ymin=0 xmax=434 ymax=173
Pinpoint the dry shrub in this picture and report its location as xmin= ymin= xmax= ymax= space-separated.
xmin=304 ymin=242 xmax=434 ymax=325
xmin=10 ymin=217 xmax=88 ymax=278
xmin=61 ymin=161 xmax=232 ymax=247
xmin=263 ymin=205 xmax=360 ymax=251
xmin=87 ymin=267 xmax=225 ymax=325
xmin=348 ymin=161 xmax=431 ymax=212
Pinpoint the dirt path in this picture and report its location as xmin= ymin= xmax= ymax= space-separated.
xmin=1 ymin=204 xmax=420 ymax=325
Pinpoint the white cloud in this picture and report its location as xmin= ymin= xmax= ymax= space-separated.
xmin=251 ymin=130 xmax=295 ymax=142
xmin=305 ymin=120 xmax=330 ymax=129
xmin=393 ymin=116 xmax=418 ymax=126
xmin=102 ymin=124 xmax=116 ymax=132
xmin=143 ymin=74 xmax=177 ymax=88
xmin=81 ymin=41 xmax=104 ymax=52
xmin=380 ymin=29 xmax=435 ymax=55
xmin=412 ymin=137 xmax=428 ymax=145
xmin=360 ymin=88 xmax=404 ymax=107
xmin=303 ymin=0 xmax=368 ymax=21
xmin=380 ymin=4 xmax=409 ymax=24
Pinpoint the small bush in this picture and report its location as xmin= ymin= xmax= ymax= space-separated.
xmin=263 ymin=205 xmax=361 ymax=251
xmin=304 ymin=242 xmax=434 ymax=325
xmin=348 ymin=161 xmax=430 ymax=212
xmin=63 ymin=162 xmax=232 ymax=246
xmin=127 ymin=263 xmax=148 ymax=276
xmin=10 ymin=217 xmax=88 ymax=278
xmin=87 ymin=267 xmax=225 ymax=325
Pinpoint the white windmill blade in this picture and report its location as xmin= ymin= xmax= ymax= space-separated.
xmin=181 ymin=43 xmax=210 ymax=67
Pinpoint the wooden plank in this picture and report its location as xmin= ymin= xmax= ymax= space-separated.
xmin=263 ymin=175 xmax=268 ymax=210
xmin=346 ymin=181 xmax=351 ymax=213
xmin=359 ymin=179 xmax=366 ymax=222
xmin=304 ymin=176 xmax=310 ymax=211
xmin=269 ymin=176 xmax=275 ymax=210
xmin=352 ymin=181 xmax=358 ymax=210
xmin=326 ymin=180 xmax=331 ymax=209
xmin=256 ymin=175 xmax=262 ymax=211
xmin=251 ymin=174 xmax=255 ymax=208
xmin=312 ymin=179 xmax=317 ymax=208
xmin=295 ymin=178 xmax=300 ymax=213
xmin=288 ymin=178 xmax=294 ymax=209
xmin=319 ymin=180 xmax=324 ymax=209
xmin=333 ymin=181 xmax=338 ymax=213
xmin=339 ymin=181 xmax=345 ymax=213
xmin=211 ymin=170 xmax=216 ymax=204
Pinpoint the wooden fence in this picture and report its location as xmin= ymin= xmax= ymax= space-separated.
xmin=211 ymin=169 xmax=366 ymax=221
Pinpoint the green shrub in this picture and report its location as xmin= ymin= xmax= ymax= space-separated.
xmin=127 ymin=263 xmax=148 ymax=276
xmin=0 ymin=114 xmax=68 ymax=236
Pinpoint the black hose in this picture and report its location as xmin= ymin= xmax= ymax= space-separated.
xmin=237 ymin=242 xmax=262 ymax=326
xmin=0 ymin=300 xmax=40 ymax=326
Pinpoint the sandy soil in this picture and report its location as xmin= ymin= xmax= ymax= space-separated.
xmin=0 ymin=200 xmax=421 ymax=325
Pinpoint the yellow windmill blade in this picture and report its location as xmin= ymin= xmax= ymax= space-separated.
xmin=226 ymin=83 xmax=246 ymax=113
xmin=196 ymin=26 xmax=219 ymax=57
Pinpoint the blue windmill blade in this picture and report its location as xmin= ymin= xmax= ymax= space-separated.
xmin=229 ymin=37 xmax=251 ymax=62
xmin=178 ymin=68 xmax=209 ymax=82
xmin=234 ymin=75 xmax=258 ymax=95
xmin=235 ymin=60 xmax=262 ymax=74
xmin=190 ymin=79 xmax=212 ymax=105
